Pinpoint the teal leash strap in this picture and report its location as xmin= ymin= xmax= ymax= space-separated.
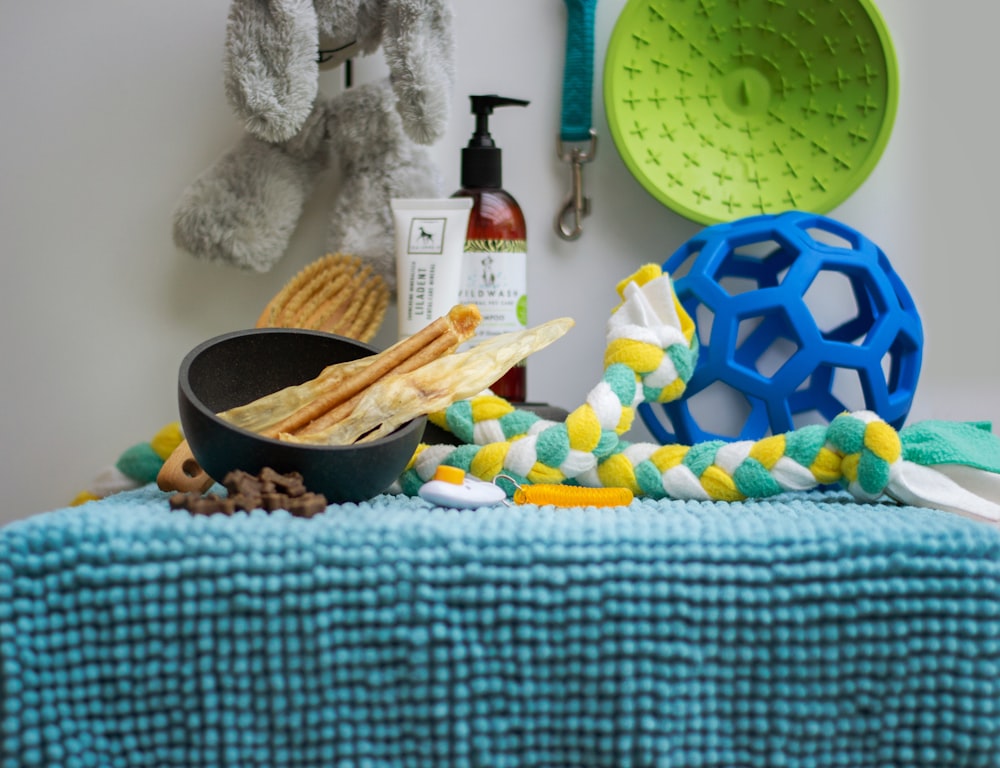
xmin=556 ymin=0 xmax=598 ymax=241
xmin=560 ymin=0 xmax=598 ymax=142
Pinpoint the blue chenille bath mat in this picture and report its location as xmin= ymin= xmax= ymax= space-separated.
xmin=2 ymin=486 xmax=998 ymax=767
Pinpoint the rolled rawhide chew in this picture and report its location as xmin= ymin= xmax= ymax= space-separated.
xmin=219 ymin=304 xmax=482 ymax=437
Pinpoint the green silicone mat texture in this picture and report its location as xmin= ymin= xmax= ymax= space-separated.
xmin=604 ymin=0 xmax=898 ymax=224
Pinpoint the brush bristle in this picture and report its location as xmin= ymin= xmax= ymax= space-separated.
xmin=256 ymin=254 xmax=389 ymax=342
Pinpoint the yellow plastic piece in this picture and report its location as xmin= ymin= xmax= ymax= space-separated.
xmin=432 ymin=465 xmax=466 ymax=485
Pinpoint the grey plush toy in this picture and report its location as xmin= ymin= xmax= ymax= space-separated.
xmin=173 ymin=0 xmax=455 ymax=289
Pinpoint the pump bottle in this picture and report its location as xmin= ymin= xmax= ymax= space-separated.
xmin=453 ymin=95 xmax=530 ymax=401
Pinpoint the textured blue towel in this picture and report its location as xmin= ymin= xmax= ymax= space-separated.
xmin=2 ymin=487 xmax=999 ymax=768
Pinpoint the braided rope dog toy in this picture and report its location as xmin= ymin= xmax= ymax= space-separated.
xmin=400 ymin=265 xmax=1000 ymax=525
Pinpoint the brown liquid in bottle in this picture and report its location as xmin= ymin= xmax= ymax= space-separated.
xmin=454 ymin=188 xmax=527 ymax=401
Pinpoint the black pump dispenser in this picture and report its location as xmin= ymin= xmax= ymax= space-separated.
xmin=461 ymin=95 xmax=529 ymax=189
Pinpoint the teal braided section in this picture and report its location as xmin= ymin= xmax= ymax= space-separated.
xmin=535 ymin=424 xmax=571 ymax=468
xmin=784 ymin=424 xmax=829 ymax=468
xmin=825 ymin=411 xmax=902 ymax=499
xmin=604 ymin=362 xmax=640 ymax=407
xmin=640 ymin=335 xmax=699 ymax=404
xmin=667 ymin=336 xmax=698 ymax=384
xmin=731 ymin=458 xmax=785 ymax=499
xmin=442 ymin=400 xmax=475 ymax=444
xmin=682 ymin=441 xmax=726 ymax=477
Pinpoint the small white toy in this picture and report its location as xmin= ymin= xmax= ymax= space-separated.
xmin=418 ymin=466 xmax=507 ymax=509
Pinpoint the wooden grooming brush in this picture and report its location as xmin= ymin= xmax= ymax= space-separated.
xmin=256 ymin=253 xmax=389 ymax=342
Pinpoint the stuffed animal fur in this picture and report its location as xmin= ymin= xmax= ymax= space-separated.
xmin=173 ymin=0 xmax=455 ymax=289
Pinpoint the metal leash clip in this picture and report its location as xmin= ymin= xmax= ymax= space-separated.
xmin=555 ymin=129 xmax=597 ymax=241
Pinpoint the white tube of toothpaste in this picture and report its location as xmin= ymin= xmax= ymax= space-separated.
xmin=391 ymin=197 xmax=473 ymax=338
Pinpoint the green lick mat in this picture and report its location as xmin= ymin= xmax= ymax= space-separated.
xmin=604 ymin=0 xmax=898 ymax=224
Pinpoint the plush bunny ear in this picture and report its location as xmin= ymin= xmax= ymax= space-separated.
xmin=224 ymin=0 xmax=321 ymax=143
xmin=381 ymin=0 xmax=456 ymax=145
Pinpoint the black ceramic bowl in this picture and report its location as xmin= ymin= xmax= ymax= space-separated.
xmin=177 ymin=328 xmax=426 ymax=503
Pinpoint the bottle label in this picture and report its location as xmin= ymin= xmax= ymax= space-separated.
xmin=459 ymin=239 xmax=527 ymax=341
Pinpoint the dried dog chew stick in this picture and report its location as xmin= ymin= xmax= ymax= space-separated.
xmin=287 ymin=316 xmax=575 ymax=446
xmin=266 ymin=303 xmax=480 ymax=436
xmin=219 ymin=304 xmax=482 ymax=437
xmin=298 ymin=325 xmax=474 ymax=435
xmin=218 ymin=355 xmax=378 ymax=434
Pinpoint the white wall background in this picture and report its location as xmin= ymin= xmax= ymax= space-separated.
xmin=1 ymin=1 xmax=996 ymax=522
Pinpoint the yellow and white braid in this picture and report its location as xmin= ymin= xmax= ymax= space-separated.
xmin=397 ymin=265 xmax=1000 ymax=524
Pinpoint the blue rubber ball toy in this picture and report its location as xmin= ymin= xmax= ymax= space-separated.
xmin=640 ymin=211 xmax=922 ymax=444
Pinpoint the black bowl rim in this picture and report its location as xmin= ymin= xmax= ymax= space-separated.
xmin=178 ymin=327 xmax=426 ymax=452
